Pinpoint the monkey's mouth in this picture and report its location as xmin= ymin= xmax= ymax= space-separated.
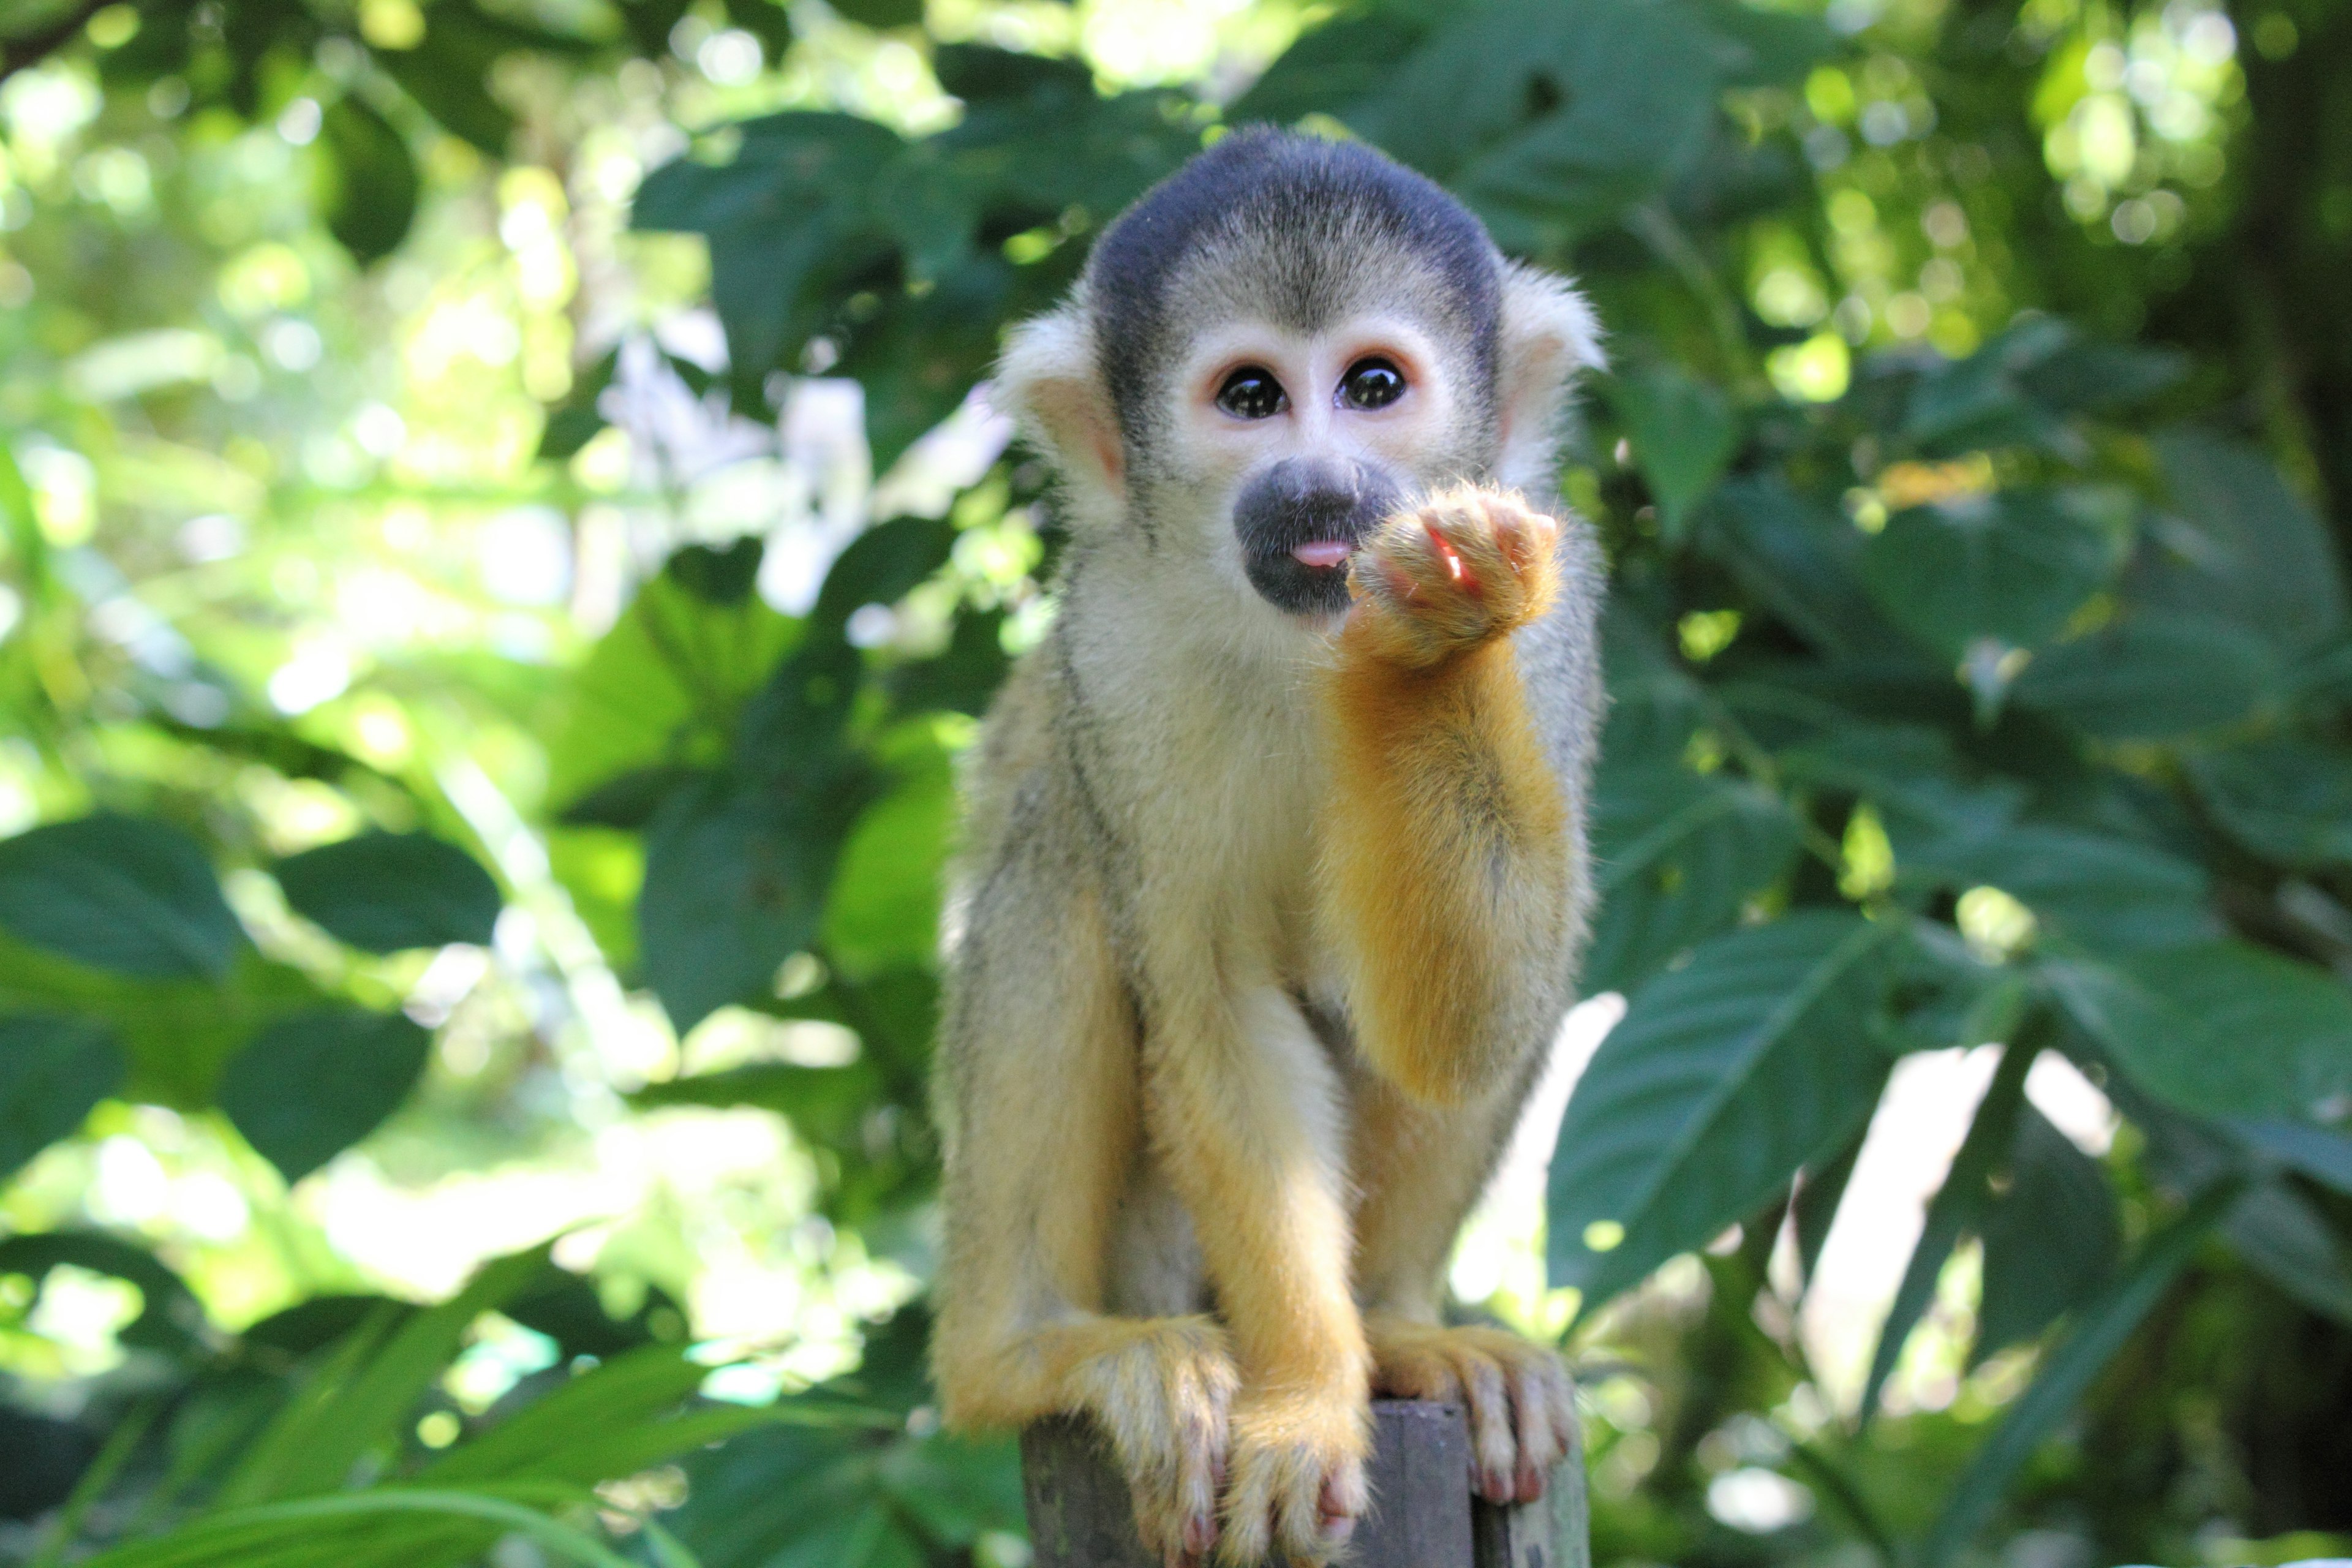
xmin=1233 ymin=458 xmax=1401 ymax=617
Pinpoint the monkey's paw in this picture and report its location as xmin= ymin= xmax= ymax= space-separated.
xmin=1215 ymin=1390 xmax=1370 ymax=1567
xmin=1367 ymin=1315 xmax=1577 ymax=1505
xmin=1073 ymin=1317 xmax=1240 ymax=1567
xmin=1344 ymin=485 xmax=1561 ymax=669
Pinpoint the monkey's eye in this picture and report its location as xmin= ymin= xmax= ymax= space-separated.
xmin=1338 ymin=357 xmax=1407 ymax=411
xmin=1215 ymin=366 xmax=1289 ymax=420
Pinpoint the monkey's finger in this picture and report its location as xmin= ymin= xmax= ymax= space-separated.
xmin=1455 ymin=1349 xmax=1518 ymax=1504
xmin=1508 ymin=1364 xmax=1557 ymax=1502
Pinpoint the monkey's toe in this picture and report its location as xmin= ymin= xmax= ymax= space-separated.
xmin=1215 ymin=1394 xmax=1368 ymax=1567
xmin=1368 ymin=1318 xmax=1577 ymax=1509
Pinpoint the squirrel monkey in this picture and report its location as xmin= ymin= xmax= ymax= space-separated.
xmin=933 ymin=129 xmax=1605 ymax=1566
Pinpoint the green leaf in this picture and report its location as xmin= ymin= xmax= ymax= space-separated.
xmin=2188 ymin=738 xmax=2352 ymax=868
xmin=1605 ymin=364 xmax=1739 ymax=540
xmin=217 ymin=1008 xmax=433 ymax=1183
xmin=2013 ymin=614 xmax=2278 ymax=738
xmin=639 ymin=777 xmax=869 ymax=1034
xmin=1858 ymin=489 xmax=2119 ymax=661
xmin=1306 ymin=0 xmax=1727 ymax=251
xmin=1908 ymin=824 xmax=2216 ymax=957
xmin=829 ymin=0 xmax=924 ymax=28
xmin=1700 ymin=477 xmax=1910 ymax=660
xmin=0 ymin=815 xmax=244 ymax=981
xmin=375 ymin=2 xmax=518 ymax=155
xmin=2138 ymin=430 xmax=2348 ymax=657
xmin=2222 ymin=1180 xmax=2352 ymax=1327
xmin=1548 ymin=911 xmax=1899 ymax=1311
xmin=1582 ymin=761 xmax=1800 ymax=995
xmin=75 ymin=1488 xmax=643 ymax=1568
xmin=217 ymin=1247 xmax=549 ymax=1506
xmin=1974 ymin=1105 xmax=2120 ymax=1362
xmin=317 ymin=97 xmax=420 ymax=266
xmin=0 ymin=1015 xmax=123 ymax=1177
xmin=271 ymin=833 xmax=502 ymax=953
xmin=544 ymin=560 xmax=799 ymax=811
xmin=821 ymin=725 xmax=957 ymax=978
xmin=668 ymin=537 xmax=767 ymax=606
xmin=1921 ymin=1178 xmax=2241 ymax=1566
xmin=2049 ymin=943 xmax=2352 ymax=1121
xmin=810 ymin=516 xmax=956 ymax=633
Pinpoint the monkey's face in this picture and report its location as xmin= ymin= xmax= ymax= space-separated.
xmin=1161 ymin=310 xmax=1487 ymax=620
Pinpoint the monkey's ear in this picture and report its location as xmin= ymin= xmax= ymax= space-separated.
xmin=1494 ymin=263 xmax=1605 ymax=491
xmin=992 ymin=303 xmax=1125 ymax=505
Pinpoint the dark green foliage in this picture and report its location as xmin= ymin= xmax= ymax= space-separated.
xmin=0 ymin=1014 xmax=123 ymax=1176
xmin=0 ymin=814 xmax=244 ymax=980
xmin=271 ymin=834 xmax=502 ymax=954
xmin=216 ymin=1008 xmax=434 ymax=1182
xmin=315 ymin=97 xmax=421 ymax=266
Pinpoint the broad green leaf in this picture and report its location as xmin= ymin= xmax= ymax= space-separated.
xmin=271 ymin=833 xmax=502 ymax=954
xmin=2138 ymin=430 xmax=2348 ymax=657
xmin=822 ymin=723 xmax=958 ymax=979
xmin=545 ymin=559 xmax=800 ymax=811
xmin=810 ymin=516 xmax=957 ymax=635
xmin=2223 ymin=1180 xmax=2352 ymax=1327
xmin=1858 ymin=489 xmax=2119 ymax=661
xmin=667 ymin=537 xmax=766 ymax=606
xmin=1974 ymin=1106 xmax=2120 ymax=1362
xmin=639 ymin=776 xmax=869 ymax=1034
xmin=316 ymin=97 xmax=420 ymax=265
xmin=1921 ymin=1179 xmax=2241 ymax=1566
xmin=1909 ymin=824 xmax=2216 ymax=957
xmin=2013 ymin=613 xmax=2278 ymax=737
xmin=2188 ymin=739 xmax=2352 ymax=867
xmin=0 ymin=815 xmax=244 ymax=981
xmin=1605 ymin=364 xmax=1740 ymax=540
xmin=1861 ymin=1041 xmax=2034 ymax=1422
xmin=1357 ymin=0 xmax=1726 ymax=251
xmin=1582 ymin=761 xmax=1800 ymax=996
xmin=2049 ymin=943 xmax=2352 ymax=1121
xmin=0 ymin=1014 xmax=123 ymax=1176
xmin=1548 ymin=911 xmax=1899 ymax=1310
xmin=1700 ymin=477 xmax=1910 ymax=660
xmin=2226 ymin=1116 xmax=2352 ymax=1196
xmin=216 ymin=1009 xmax=432 ymax=1183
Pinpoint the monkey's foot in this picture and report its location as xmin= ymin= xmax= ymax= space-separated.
xmin=1344 ymin=485 xmax=1561 ymax=669
xmin=1068 ymin=1317 xmax=1238 ymax=1567
xmin=1366 ymin=1315 xmax=1577 ymax=1505
xmin=1215 ymin=1390 xmax=1370 ymax=1567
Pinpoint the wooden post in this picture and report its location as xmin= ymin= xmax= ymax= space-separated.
xmin=1021 ymin=1398 xmax=1589 ymax=1568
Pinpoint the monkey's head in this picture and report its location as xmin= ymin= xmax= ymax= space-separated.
xmin=995 ymin=128 xmax=1602 ymax=621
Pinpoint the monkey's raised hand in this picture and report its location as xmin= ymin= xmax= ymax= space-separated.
xmin=1343 ymin=486 xmax=1563 ymax=669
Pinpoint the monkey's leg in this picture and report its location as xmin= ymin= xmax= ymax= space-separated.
xmin=1321 ymin=484 xmax=1577 ymax=1108
xmin=1142 ymin=970 xmax=1372 ymax=1567
xmin=934 ymin=867 xmax=1238 ymax=1567
xmin=1348 ymin=1071 xmax=1579 ymax=1507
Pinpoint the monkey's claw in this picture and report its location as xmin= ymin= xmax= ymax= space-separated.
xmin=1345 ymin=486 xmax=1562 ymax=668
xmin=1368 ymin=1317 xmax=1577 ymax=1506
xmin=1215 ymin=1393 xmax=1370 ymax=1566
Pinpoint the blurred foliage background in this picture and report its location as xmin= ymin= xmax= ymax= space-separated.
xmin=1 ymin=0 xmax=2350 ymax=1563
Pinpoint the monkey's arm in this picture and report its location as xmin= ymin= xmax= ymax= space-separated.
xmin=1318 ymin=486 xmax=1580 ymax=1106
